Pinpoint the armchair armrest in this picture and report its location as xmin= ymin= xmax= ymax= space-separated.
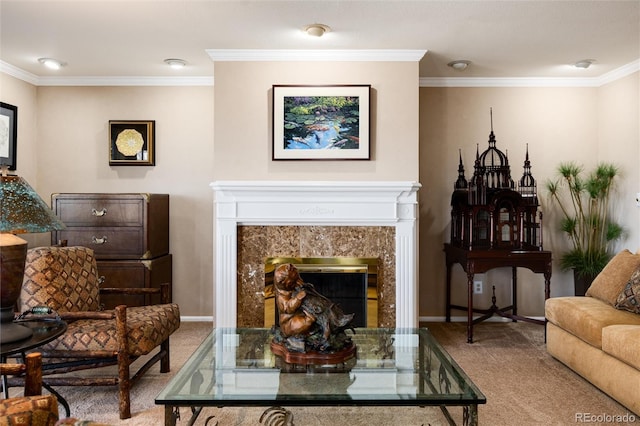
xmin=0 ymin=353 xmax=42 ymax=396
xmin=58 ymin=311 xmax=116 ymax=321
xmin=17 ymin=307 xmax=116 ymax=321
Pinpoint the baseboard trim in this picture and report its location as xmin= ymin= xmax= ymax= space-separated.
xmin=180 ymin=316 xmax=214 ymax=322
xmin=419 ymin=315 xmax=546 ymax=323
xmin=179 ymin=315 xmax=546 ymax=324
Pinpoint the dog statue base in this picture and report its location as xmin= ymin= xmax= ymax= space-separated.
xmin=270 ymin=339 xmax=356 ymax=366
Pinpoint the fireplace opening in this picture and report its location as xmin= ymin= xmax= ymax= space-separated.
xmin=264 ymin=257 xmax=378 ymax=328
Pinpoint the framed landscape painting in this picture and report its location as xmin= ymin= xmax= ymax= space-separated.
xmin=272 ymin=85 xmax=370 ymax=160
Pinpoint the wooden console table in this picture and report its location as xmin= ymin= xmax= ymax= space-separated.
xmin=444 ymin=244 xmax=552 ymax=343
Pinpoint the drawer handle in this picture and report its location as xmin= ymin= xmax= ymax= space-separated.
xmin=92 ymin=236 xmax=108 ymax=245
xmin=92 ymin=208 xmax=107 ymax=217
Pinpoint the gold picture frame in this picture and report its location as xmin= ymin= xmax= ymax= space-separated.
xmin=109 ymin=120 xmax=155 ymax=166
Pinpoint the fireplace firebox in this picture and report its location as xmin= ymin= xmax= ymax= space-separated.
xmin=264 ymin=257 xmax=378 ymax=328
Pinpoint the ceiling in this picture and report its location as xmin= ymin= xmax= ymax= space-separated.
xmin=1 ymin=0 xmax=639 ymax=83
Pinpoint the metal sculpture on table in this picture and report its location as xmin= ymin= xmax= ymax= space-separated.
xmin=270 ymin=263 xmax=356 ymax=365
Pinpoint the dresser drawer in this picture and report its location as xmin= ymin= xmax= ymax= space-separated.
xmin=53 ymin=196 xmax=144 ymax=227
xmin=54 ymin=228 xmax=145 ymax=259
xmin=97 ymin=254 xmax=172 ymax=309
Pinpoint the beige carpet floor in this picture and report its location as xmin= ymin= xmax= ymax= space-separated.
xmin=33 ymin=321 xmax=633 ymax=425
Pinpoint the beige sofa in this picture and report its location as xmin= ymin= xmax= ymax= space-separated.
xmin=545 ymin=249 xmax=640 ymax=416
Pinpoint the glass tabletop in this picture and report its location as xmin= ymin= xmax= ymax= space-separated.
xmin=156 ymin=328 xmax=486 ymax=407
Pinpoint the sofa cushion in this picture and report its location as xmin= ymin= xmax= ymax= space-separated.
xmin=545 ymin=296 xmax=640 ymax=348
xmin=615 ymin=266 xmax=640 ymax=313
xmin=585 ymin=249 xmax=640 ymax=306
xmin=602 ymin=325 xmax=640 ymax=370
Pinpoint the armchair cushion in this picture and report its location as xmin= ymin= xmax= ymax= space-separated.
xmin=0 ymin=395 xmax=59 ymax=426
xmin=21 ymin=247 xmax=101 ymax=312
xmin=41 ymin=304 xmax=180 ymax=355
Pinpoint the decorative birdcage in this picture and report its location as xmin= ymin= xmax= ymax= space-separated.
xmin=450 ymin=114 xmax=542 ymax=251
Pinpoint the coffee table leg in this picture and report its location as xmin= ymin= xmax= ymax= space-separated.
xmin=164 ymin=405 xmax=178 ymax=426
xmin=463 ymin=404 xmax=478 ymax=426
xmin=260 ymin=406 xmax=294 ymax=425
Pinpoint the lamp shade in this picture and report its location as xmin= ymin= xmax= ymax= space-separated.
xmin=0 ymin=175 xmax=65 ymax=234
xmin=0 ymin=174 xmax=65 ymax=343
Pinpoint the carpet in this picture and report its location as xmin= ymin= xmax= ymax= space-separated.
xmin=43 ymin=321 xmax=632 ymax=425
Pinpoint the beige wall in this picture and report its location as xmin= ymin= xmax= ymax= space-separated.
xmin=419 ymin=74 xmax=640 ymax=318
xmin=0 ymin=76 xmax=39 ymax=186
xmin=1 ymin=74 xmax=216 ymax=317
xmin=2 ymin=67 xmax=638 ymax=320
xmin=597 ymin=73 xmax=640 ymax=254
xmin=212 ymin=61 xmax=420 ymax=180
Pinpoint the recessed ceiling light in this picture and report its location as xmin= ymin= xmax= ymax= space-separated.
xmin=447 ymin=60 xmax=471 ymax=71
xmin=38 ymin=58 xmax=65 ymax=70
xmin=164 ymin=58 xmax=187 ymax=69
xmin=574 ymin=59 xmax=595 ymax=69
xmin=304 ymin=24 xmax=331 ymax=37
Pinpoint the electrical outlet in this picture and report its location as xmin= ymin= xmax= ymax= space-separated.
xmin=473 ymin=280 xmax=483 ymax=294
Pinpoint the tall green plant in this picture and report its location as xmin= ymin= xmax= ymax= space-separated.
xmin=545 ymin=162 xmax=624 ymax=278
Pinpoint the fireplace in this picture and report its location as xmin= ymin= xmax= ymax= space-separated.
xmin=211 ymin=181 xmax=421 ymax=328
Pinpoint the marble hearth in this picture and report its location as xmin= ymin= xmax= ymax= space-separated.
xmin=211 ymin=181 xmax=421 ymax=328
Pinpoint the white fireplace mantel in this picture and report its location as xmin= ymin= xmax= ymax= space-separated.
xmin=211 ymin=180 xmax=421 ymax=328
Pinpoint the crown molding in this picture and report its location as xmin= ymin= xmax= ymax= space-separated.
xmin=0 ymin=61 xmax=39 ymax=85
xmin=35 ymin=76 xmax=214 ymax=87
xmin=206 ymin=49 xmax=428 ymax=62
xmin=3 ymin=56 xmax=637 ymax=88
xmin=598 ymin=59 xmax=640 ymax=86
xmin=0 ymin=61 xmax=214 ymax=86
xmin=419 ymin=76 xmax=599 ymax=88
xmin=420 ymin=59 xmax=640 ymax=88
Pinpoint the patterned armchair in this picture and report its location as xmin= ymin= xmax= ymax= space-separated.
xmin=0 ymin=352 xmax=60 ymax=426
xmin=19 ymin=246 xmax=180 ymax=420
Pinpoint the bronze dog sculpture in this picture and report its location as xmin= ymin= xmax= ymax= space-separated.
xmin=273 ymin=263 xmax=354 ymax=353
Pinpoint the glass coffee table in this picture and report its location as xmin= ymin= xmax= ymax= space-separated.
xmin=156 ymin=328 xmax=486 ymax=426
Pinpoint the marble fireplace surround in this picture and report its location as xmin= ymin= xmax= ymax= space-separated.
xmin=211 ymin=181 xmax=421 ymax=328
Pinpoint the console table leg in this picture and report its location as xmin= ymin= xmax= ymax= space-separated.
xmin=467 ymin=272 xmax=474 ymax=343
xmin=512 ymin=266 xmax=518 ymax=321
xmin=445 ymin=263 xmax=452 ymax=322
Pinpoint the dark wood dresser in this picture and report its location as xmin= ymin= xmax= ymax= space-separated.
xmin=51 ymin=193 xmax=172 ymax=309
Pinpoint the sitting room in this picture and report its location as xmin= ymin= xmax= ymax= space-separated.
xmin=1 ymin=1 xmax=638 ymax=425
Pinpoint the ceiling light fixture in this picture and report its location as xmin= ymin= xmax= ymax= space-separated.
xmin=447 ymin=60 xmax=471 ymax=71
xmin=38 ymin=58 xmax=65 ymax=70
xmin=304 ymin=24 xmax=331 ymax=37
xmin=574 ymin=59 xmax=595 ymax=69
xmin=164 ymin=58 xmax=187 ymax=69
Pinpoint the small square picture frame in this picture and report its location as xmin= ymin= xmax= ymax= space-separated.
xmin=109 ymin=120 xmax=155 ymax=166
